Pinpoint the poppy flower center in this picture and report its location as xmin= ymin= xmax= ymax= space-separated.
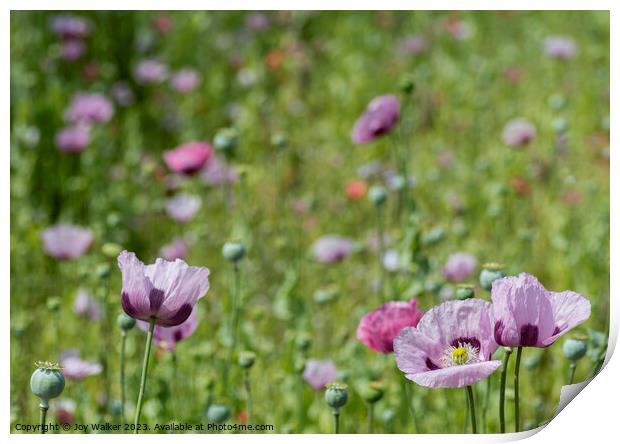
xmin=441 ymin=342 xmax=482 ymax=367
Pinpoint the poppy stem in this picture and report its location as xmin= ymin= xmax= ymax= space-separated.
xmin=499 ymin=346 xmax=513 ymax=433
xmin=39 ymin=404 xmax=48 ymax=434
xmin=466 ymin=385 xmax=477 ymax=434
xmin=333 ymin=409 xmax=340 ymax=434
xmin=120 ymin=330 xmax=127 ymax=422
xmin=367 ymin=402 xmax=374 ymax=433
xmin=134 ymin=317 xmax=155 ymax=433
xmin=514 ymin=346 xmax=523 ymax=432
xmin=376 ymin=206 xmax=386 ymax=301
xmin=568 ymin=361 xmax=577 ymax=385
xmin=244 ymin=368 xmax=252 ymax=424
xmin=231 ymin=263 xmax=241 ymax=353
xmin=481 ymin=375 xmax=491 ymax=433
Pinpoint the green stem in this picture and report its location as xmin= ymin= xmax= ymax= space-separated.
xmin=333 ymin=410 xmax=340 ymax=434
xmin=481 ymin=375 xmax=491 ymax=433
xmin=231 ymin=263 xmax=241 ymax=353
xmin=367 ymin=402 xmax=374 ymax=434
xmin=297 ymin=374 xmax=305 ymax=431
xmin=133 ymin=317 xmax=155 ymax=433
xmin=499 ymin=347 xmax=513 ymax=433
xmin=244 ymin=369 xmax=252 ymax=424
xmin=568 ymin=362 xmax=577 ymax=385
xmin=466 ymin=386 xmax=477 ymax=434
xmin=120 ymin=331 xmax=127 ymax=422
xmin=403 ymin=379 xmax=420 ymax=433
xmin=39 ymin=404 xmax=48 ymax=434
xmin=514 ymin=347 xmax=523 ymax=433
xmin=376 ymin=206 xmax=386 ymax=301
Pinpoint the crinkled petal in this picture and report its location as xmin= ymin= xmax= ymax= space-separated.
xmin=404 ymin=361 xmax=502 ymax=388
xmin=542 ymin=290 xmax=591 ymax=346
xmin=118 ymin=251 xmax=154 ymax=321
xmin=394 ymin=327 xmax=444 ymax=375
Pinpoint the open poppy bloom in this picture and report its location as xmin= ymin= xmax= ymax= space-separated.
xmin=41 ymin=224 xmax=93 ymax=260
xmin=394 ymin=299 xmax=501 ymax=388
xmin=118 ymin=251 xmax=210 ymax=327
xmin=491 ymin=273 xmax=590 ymax=348
xmin=351 ymin=95 xmax=400 ymax=144
xmin=163 ymin=141 xmax=214 ymax=175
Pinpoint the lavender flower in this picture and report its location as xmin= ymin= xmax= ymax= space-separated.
xmin=60 ymin=350 xmax=102 ymax=381
xmin=312 ymin=236 xmax=355 ymax=263
xmin=165 ymin=193 xmax=202 ymax=224
xmin=73 ymin=289 xmax=103 ymax=321
xmin=134 ymin=59 xmax=168 ymax=85
xmin=65 ymin=93 xmax=114 ymax=124
xmin=41 ymin=224 xmax=93 ymax=260
xmin=303 ymin=359 xmax=338 ymax=390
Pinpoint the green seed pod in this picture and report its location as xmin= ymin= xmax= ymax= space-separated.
xmin=238 ymin=351 xmax=256 ymax=369
xmin=479 ymin=263 xmax=506 ymax=291
xmin=390 ymin=175 xmax=407 ymax=192
xmin=368 ymin=186 xmax=387 ymax=207
xmin=325 ymin=383 xmax=348 ymax=410
xmin=206 ymin=404 xmax=231 ymax=424
xmin=214 ymin=128 xmax=238 ymax=155
xmin=295 ymin=333 xmax=312 ymax=352
xmin=102 ymin=242 xmax=123 ymax=258
xmin=358 ymin=381 xmax=384 ymax=404
xmin=563 ymin=338 xmax=587 ymax=361
xmin=97 ymin=263 xmax=111 ymax=279
xmin=456 ymin=284 xmax=475 ymax=300
xmin=400 ymin=79 xmax=415 ymax=95
xmin=31 ymin=362 xmax=65 ymax=407
xmin=117 ymin=313 xmax=136 ymax=332
xmin=46 ymin=297 xmax=61 ymax=313
xmin=222 ymin=242 xmax=246 ymax=263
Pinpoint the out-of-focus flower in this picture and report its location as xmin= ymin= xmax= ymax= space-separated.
xmin=394 ymin=299 xmax=501 ymax=388
xmin=170 ymin=68 xmax=201 ymax=93
xmin=303 ymin=359 xmax=338 ymax=390
xmin=110 ymin=82 xmax=135 ymax=107
xmin=160 ymin=238 xmax=189 ymax=261
xmin=397 ymin=35 xmax=428 ymax=55
xmin=65 ymin=93 xmax=114 ymax=124
xmin=443 ymin=16 xmax=473 ymax=40
xmin=491 ymin=273 xmax=590 ymax=348
xmin=382 ymin=249 xmax=406 ymax=272
xmin=54 ymin=399 xmax=76 ymax=425
xmin=345 ymin=180 xmax=368 ymax=200
xmin=503 ymin=118 xmax=536 ymax=147
xmin=82 ymin=62 xmax=99 ymax=82
xmin=201 ymin=156 xmax=238 ymax=186
xmin=59 ymin=350 xmax=102 ymax=381
xmin=352 ymin=95 xmax=400 ymax=144
xmin=504 ymin=66 xmax=524 ymax=84
xmin=544 ymin=36 xmax=578 ymax=60
xmin=245 ymin=12 xmax=270 ymax=32
xmin=60 ymin=40 xmax=86 ymax=61
xmin=73 ymin=289 xmax=103 ymax=321
xmin=442 ymin=252 xmax=477 ymax=282
xmin=164 ymin=141 xmax=214 ymax=175
xmin=50 ymin=14 xmax=91 ymax=40
xmin=117 ymin=250 xmax=210 ymax=327
xmin=152 ymin=14 xmax=174 ymax=34
xmin=55 ymin=125 xmax=90 ymax=153
xmin=357 ymin=298 xmax=424 ymax=353
xmin=137 ymin=306 xmax=198 ymax=351
xmin=134 ymin=59 xmax=169 ymax=85
xmin=165 ymin=193 xmax=202 ymax=224
xmin=41 ymin=224 xmax=93 ymax=260
xmin=509 ymin=176 xmax=530 ymax=197
xmin=563 ymin=188 xmax=583 ymax=207
xmin=311 ymin=235 xmax=355 ymax=263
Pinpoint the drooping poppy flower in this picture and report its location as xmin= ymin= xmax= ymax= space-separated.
xmin=442 ymin=252 xmax=477 ymax=282
xmin=117 ymin=251 xmax=210 ymax=327
xmin=491 ymin=273 xmax=590 ymax=348
xmin=303 ymin=359 xmax=338 ymax=390
xmin=164 ymin=193 xmax=202 ymax=224
xmin=137 ymin=307 xmax=199 ymax=351
xmin=357 ymin=298 xmax=424 ymax=353
xmin=163 ymin=141 xmax=214 ymax=175
xmin=60 ymin=350 xmax=102 ymax=381
xmin=41 ymin=224 xmax=93 ymax=260
xmin=351 ymin=95 xmax=400 ymax=144
xmin=394 ymin=299 xmax=501 ymax=388
xmin=503 ymin=118 xmax=536 ymax=147
xmin=311 ymin=235 xmax=355 ymax=263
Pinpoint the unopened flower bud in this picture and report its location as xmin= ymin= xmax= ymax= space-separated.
xmin=46 ymin=297 xmax=61 ymax=313
xmin=358 ymin=381 xmax=384 ymax=404
xmin=325 ymin=383 xmax=348 ymax=410
xmin=479 ymin=263 xmax=506 ymax=291
xmin=206 ymin=404 xmax=231 ymax=424
xmin=31 ymin=362 xmax=65 ymax=407
xmin=368 ymin=186 xmax=387 ymax=207
xmin=400 ymin=79 xmax=415 ymax=95
xmin=214 ymin=128 xmax=238 ymax=155
xmin=117 ymin=313 xmax=136 ymax=332
xmin=456 ymin=284 xmax=475 ymax=300
xmin=222 ymin=242 xmax=245 ymax=263
xmin=563 ymin=337 xmax=587 ymax=361
xmin=238 ymin=351 xmax=256 ymax=369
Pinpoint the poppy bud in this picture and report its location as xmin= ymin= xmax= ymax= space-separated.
xmin=222 ymin=242 xmax=246 ymax=263
xmin=325 ymin=383 xmax=348 ymax=410
xmin=46 ymin=297 xmax=61 ymax=313
xmin=31 ymin=362 xmax=65 ymax=407
xmin=117 ymin=313 xmax=136 ymax=331
xmin=206 ymin=404 xmax=231 ymax=424
xmin=456 ymin=284 xmax=475 ymax=300
xmin=368 ymin=186 xmax=387 ymax=207
xmin=563 ymin=338 xmax=587 ymax=361
xmin=400 ymin=79 xmax=415 ymax=95
xmin=214 ymin=128 xmax=238 ymax=155
xmin=358 ymin=381 xmax=384 ymax=404
xmin=479 ymin=263 xmax=506 ymax=291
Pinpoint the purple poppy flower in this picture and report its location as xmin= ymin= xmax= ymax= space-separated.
xmin=170 ymin=68 xmax=201 ymax=93
xmin=442 ymin=253 xmax=477 ymax=282
xmin=65 ymin=93 xmax=114 ymax=124
xmin=491 ymin=273 xmax=590 ymax=348
xmin=351 ymin=95 xmax=400 ymax=144
xmin=134 ymin=59 xmax=168 ymax=85
xmin=60 ymin=350 xmax=102 ymax=381
xmin=41 ymin=224 xmax=93 ymax=260
xmin=60 ymin=40 xmax=86 ymax=61
xmin=200 ymin=156 xmax=238 ymax=186
xmin=163 ymin=141 xmax=214 ymax=175
xmin=311 ymin=235 xmax=354 ymax=263
xmin=544 ymin=36 xmax=578 ymax=60
xmin=357 ymin=298 xmax=425 ymax=354
xmin=160 ymin=239 xmax=189 ymax=261
xmin=137 ymin=307 xmax=199 ymax=351
xmin=397 ymin=35 xmax=428 ymax=55
xmin=303 ymin=359 xmax=338 ymax=390
xmin=503 ymin=118 xmax=536 ymax=147
xmin=50 ymin=14 xmax=91 ymax=40
xmin=165 ymin=193 xmax=202 ymax=224
xmin=117 ymin=250 xmax=210 ymax=327
xmin=55 ymin=125 xmax=90 ymax=153
xmin=394 ymin=299 xmax=502 ymax=388
xmin=73 ymin=289 xmax=103 ymax=321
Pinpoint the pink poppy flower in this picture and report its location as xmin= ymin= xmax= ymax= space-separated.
xmin=65 ymin=93 xmax=114 ymax=124
xmin=544 ymin=36 xmax=578 ymax=60
xmin=503 ymin=118 xmax=536 ymax=147
xmin=137 ymin=307 xmax=199 ymax=351
xmin=134 ymin=59 xmax=168 ymax=85
xmin=351 ymin=95 xmax=400 ymax=144
xmin=311 ymin=235 xmax=355 ymax=263
xmin=170 ymin=68 xmax=201 ymax=93
xmin=41 ymin=224 xmax=93 ymax=260
xmin=160 ymin=239 xmax=189 ymax=261
xmin=303 ymin=359 xmax=338 ymax=390
xmin=394 ymin=299 xmax=501 ymax=388
xmin=163 ymin=141 xmax=214 ymax=175
xmin=357 ymin=298 xmax=424 ymax=353
xmin=442 ymin=252 xmax=477 ymax=282
xmin=55 ymin=125 xmax=90 ymax=153
xmin=73 ymin=289 xmax=103 ymax=321
xmin=491 ymin=273 xmax=590 ymax=348
xmin=165 ymin=193 xmax=202 ymax=224
xmin=117 ymin=251 xmax=210 ymax=327
xmin=60 ymin=350 xmax=102 ymax=381
xmin=61 ymin=40 xmax=86 ymax=61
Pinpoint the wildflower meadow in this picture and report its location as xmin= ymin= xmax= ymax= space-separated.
xmin=9 ymin=10 xmax=610 ymax=435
